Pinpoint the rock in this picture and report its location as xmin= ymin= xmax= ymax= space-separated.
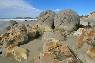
xmin=42 ymin=31 xmax=66 ymax=44
xmin=40 ymin=39 xmax=82 ymax=63
xmin=8 ymin=24 xmax=28 ymax=45
xmin=0 ymin=22 xmax=42 ymax=50
xmin=26 ymin=24 xmax=40 ymax=40
xmin=85 ymin=28 xmax=95 ymax=47
xmin=75 ymin=27 xmax=95 ymax=48
xmin=3 ymin=45 xmax=29 ymax=62
xmin=0 ymin=35 xmax=3 ymax=47
xmin=3 ymin=45 xmax=16 ymax=57
xmin=54 ymin=9 xmax=80 ymax=32
xmin=0 ymin=24 xmax=28 ymax=48
xmin=86 ymin=47 xmax=95 ymax=59
xmin=0 ymin=48 xmax=2 ymax=55
xmin=43 ymin=39 xmax=63 ymax=52
xmin=36 ymin=24 xmax=53 ymax=33
xmin=73 ymin=28 xmax=85 ymax=37
xmin=0 ymin=33 xmax=11 ymax=47
xmin=9 ymin=20 xmax=18 ymax=26
xmin=12 ymin=46 xmax=29 ymax=62
xmin=75 ymin=28 xmax=88 ymax=48
xmin=34 ymin=56 xmax=41 ymax=63
xmin=37 ymin=10 xmax=55 ymax=32
xmin=5 ymin=26 xmax=11 ymax=31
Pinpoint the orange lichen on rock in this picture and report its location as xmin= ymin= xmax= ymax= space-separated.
xmin=76 ymin=34 xmax=84 ymax=48
xmin=76 ymin=28 xmax=86 ymax=48
xmin=76 ymin=27 xmax=95 ymax=48
xmin=86 ymin=29 xmax=95 ymax=45
xmin=3 ymin=44 xmax=29 ymax=62
xmin=59 ymin=44 xmax=71 ymax=57
xmin=40 ymin=39 xmax=81 ymax=63
xmin=87 ymin=47 xmax=95 ymax=59
xmin=43 ymin=52 xmax=54 ymax=60
xmin=4 ymin=44 xmax=16 ymax=57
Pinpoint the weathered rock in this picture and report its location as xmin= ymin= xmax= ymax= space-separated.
xmin=3 ymin=45 xmax=16 ymax=57
xmin=37 ymin=10 xmax=55 ymax=32
xmin=0 ymin=35 xmax=3 ymax=47
xmin=5 ymin=26 xmax=11 ymax=31
xmin=54 ymin=9 xmax=80 ymax=32
xmin=75 ymin=27 xmax=95 ymax=48
xmin=12 ymin=46 xmax=29 ymax=62
xmin=3 ymin=45 xmax=29 ymax=62
xmin=26 ymin=24 xmax=40 ymax=40
xmin=37 ymin=39 xmax=82 ymax=63
xmin=73 ymin=28 xmax=85 ymax=37
xmin=42 ymin=31 xmax=66 ymax=44
xmin=8 ymin=24 xmax=28 ymax=45
xmin=43 ymin=39 xmax=63 ymax=52
xmin=86 ymin=47 xmax=95 ymax=59
xmin=36 ymin=24 xmax=53 ymax=34
xmin=0 ymin=22 xmax=42 ymax=50
xmin=9 ymin=20 xmax=18 ymax=26
xmin=0 ymin=24 xmax=28 ymax=48
xmin=0 ymin=33 xmax=11 ymax=48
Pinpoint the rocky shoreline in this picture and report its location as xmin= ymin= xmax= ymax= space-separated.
xmin=0 ymin=9 xmax=95 ymax=63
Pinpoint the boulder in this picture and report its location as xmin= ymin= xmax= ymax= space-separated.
xmin=37 ymin=10 xmax=55 ymax=32
xmin=54 ymin=9 xmax=80 ymax=32
xmin=26 ymin=24 xmax=40 ymax=40
xmin=9 ymin=20 xmax=18 ymax=26
xmin=0 ymin=24 xmax=28 ymax=48
xmin=42 ymin=31 xmax=66 ymax=44
xmin=0 ymin=22 xmax=42 ymax=49
xmin=37 ymin=39 xmax=82 ymax=63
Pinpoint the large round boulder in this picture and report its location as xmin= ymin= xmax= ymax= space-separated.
xmin=37 ymin=10 xmax=55 ymax=32
xmin=54 ymin=9 xmax=80 ymax=32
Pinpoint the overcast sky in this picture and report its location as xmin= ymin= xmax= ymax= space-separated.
xmin=0 ymin=0 xmax=95 ymax=18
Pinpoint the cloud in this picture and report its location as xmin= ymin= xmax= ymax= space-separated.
xmin=54 ymin=9 xmax=61 ymax=12
xmin=54 ymin=9 xmax=61 ymax=13
xmin=0 ymin=0 xmax=42 ymax=18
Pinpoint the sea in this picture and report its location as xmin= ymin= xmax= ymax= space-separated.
xmin=0 ymin=18 xmax=37 ymax=22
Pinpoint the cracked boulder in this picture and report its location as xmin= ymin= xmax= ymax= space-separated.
xmin=54 ymin=9 xmax=80 ymax=32
xmin=34 ymin=39 xmax=82 ymax=63
xmin=37 ymin=10 xmax=55 ymax=32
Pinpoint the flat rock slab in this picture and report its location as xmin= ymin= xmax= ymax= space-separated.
xmin=67 ymin=35 xmax=95 ymax=63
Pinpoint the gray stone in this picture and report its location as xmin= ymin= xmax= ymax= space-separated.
xmin=54 ymin=9 xmax=80 ymax=32
xmin=37 ymin=10 xmax=55 ymax=29
xmin=9 ymin=20 xmax=18 ymax=26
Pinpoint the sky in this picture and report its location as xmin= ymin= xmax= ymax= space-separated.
xmin=0 ymin=0 xmax=95 ymax=18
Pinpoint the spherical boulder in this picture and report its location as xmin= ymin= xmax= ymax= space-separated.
xmin=54 ymin=9 xmax=80 ymax=32
xmin=37 ymin=10 xmax=55 ymax=32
